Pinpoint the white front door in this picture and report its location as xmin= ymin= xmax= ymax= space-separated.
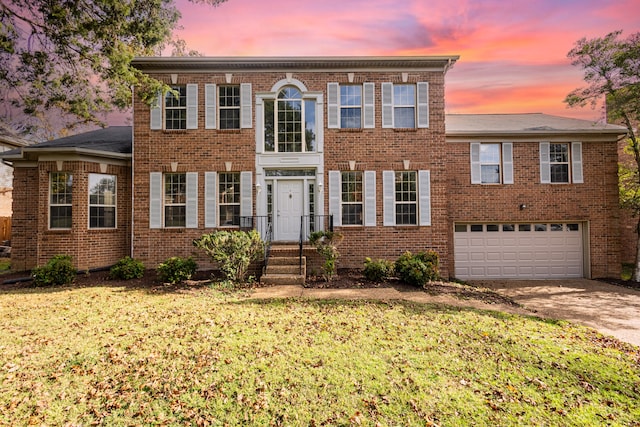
xmin=275 ymin=180 xmax=304 ymax=241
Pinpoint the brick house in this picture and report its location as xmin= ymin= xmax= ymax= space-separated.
xmin=1 ymin=56 xmax=628 ymax=279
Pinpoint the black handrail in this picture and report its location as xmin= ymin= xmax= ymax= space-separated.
xmin=239 ymin=216 xmax=273 ymax=271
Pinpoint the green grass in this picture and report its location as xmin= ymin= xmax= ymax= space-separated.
xmin=0 ymin=259 xmax=10 ymax=274
xmin=1 ymin=282 xmax=639 ymax=426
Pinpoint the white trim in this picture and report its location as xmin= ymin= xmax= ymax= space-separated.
xmin=571 ymin=141 xmax=583 ymax=183
xmin=204 ymin=172 xmax=217 ymax=227
xmin=88 ymin=173 xmax=117 ymax=229
xmin=205 ymin=83 xmax=217 ymax=129
xmin=186 ymin=83 xmax=198 ymax=129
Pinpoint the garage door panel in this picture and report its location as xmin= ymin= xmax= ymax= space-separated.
xmin=454 ymin=222 xmax=583 ymax=279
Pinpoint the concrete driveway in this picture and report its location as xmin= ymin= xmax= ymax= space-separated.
xmin=471 ymin=279 xmax=640 ymax=347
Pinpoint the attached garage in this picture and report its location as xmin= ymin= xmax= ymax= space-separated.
xmin=454 ymin=222 xmax=585 ymax=279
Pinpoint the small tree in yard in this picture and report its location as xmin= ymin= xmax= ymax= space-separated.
xmin=193 ymin=230 xmax=264 ymax=283
xmin=309 ymin=231 xmax=343 ymax=281
xmin=565 ymin=30 xmax=640 ymax=279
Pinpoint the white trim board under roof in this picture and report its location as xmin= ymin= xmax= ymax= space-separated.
xmin=131 ymin=56 xmax=460 ymax=73
xmin=446 ymin=113 xmax=628 ymax=142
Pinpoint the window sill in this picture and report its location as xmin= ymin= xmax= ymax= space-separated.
xmin=162 ymin=129 xmax=188 ymax=134
xmin=88 ymin=228 xmax=118 ymax=232
xmin=216 ymin=129 xmax=241 ymax=134
xmin=338 ymin=128 xmax=364 ymax=133
xmin=46 ymin=229 xmax=72 ymax=233
xmin=393 ymin=128 xmax=418 ymax=133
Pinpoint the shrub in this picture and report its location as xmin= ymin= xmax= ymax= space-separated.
xmin=32 ymin=254 xmax=76 ymax=287
xmin=157 ymin=256 xmax=197 ymax=284
xmin=193 ymin=230 xmax=264 ymax=283
xmin=363 ymin=257 xmax=395 ymax=282
xmin=109 ymin=256 xmax=145 ymax=280
xmin=309 ymin=231 xmax=344 ymax=281
xmin=395 ymin=250 xmax=440 ymax=287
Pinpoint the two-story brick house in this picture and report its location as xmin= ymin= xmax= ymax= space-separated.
xmin=1 ymin=56 xmax=627 ymax=280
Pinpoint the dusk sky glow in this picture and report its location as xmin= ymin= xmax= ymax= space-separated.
xmin=171 ymin=0 xmax=640 ymax=121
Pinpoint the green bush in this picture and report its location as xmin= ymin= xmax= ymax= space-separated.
xmin=395 ymin=250 xmax=440 ymax=287
xmin=363 ymin=257 xmax=394 ymax=282
xmin=309 ymin=231 xmax=343 ymax=281
xmin=109 ymin=256 xmax=145 ymax=280
xmin=193 ymin=230 xmax=264 ymax=283
xmin=32 ymin=254 xmax=76 ymax=287
xmin=157 ymin=256 xmax=197 ymax=284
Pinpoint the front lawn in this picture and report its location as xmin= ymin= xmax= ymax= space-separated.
xmin=1 ymin=280 xmax=639 ymax=426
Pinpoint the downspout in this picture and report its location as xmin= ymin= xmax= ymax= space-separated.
xmin=130 ymin=85 xmax=135 ymax=259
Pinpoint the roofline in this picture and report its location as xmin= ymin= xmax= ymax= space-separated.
xmin=1 ymin=147 xmax=131 ymax=164
xmin=132 ymin=56 xmax=460 ymax=73
xmin=446 ymin=129 xmax=628 ymax=137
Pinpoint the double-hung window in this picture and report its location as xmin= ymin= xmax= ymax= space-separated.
xmin=328 ymin=170 xmax=376 ymax=227
xmin=150 ymin=84 xmax=198 ymax=130
xmin=218 ymin=86 xmax=240 ymax=129
xmin=470 ymin=143 xmax=514 ymax=184
xmin=164 ymin=173 xmax=186 ymax=227
xmin=341 ymin=171 xmax=363 ymax=225
xmin=218 ymin=172 xmax=241 ymax=226
xmin=383 ymin=170 xmax=431 ymax=226
xmin=381 ymin=82 xmax=429 ymax=129
xmin=164 ymin=86 xmax=187 ymax=130
xmin=50 ymin=172 xmax=73 ymax=229
xmin=204 ymin=83 xmax=252 ymax=130
xmin=540 ymin=142 xmax=583 ymax=184
xmin=327 ymin=83 xmax=375 ymax=129
xmin=89 ymin=173 xmax=116 ymax=228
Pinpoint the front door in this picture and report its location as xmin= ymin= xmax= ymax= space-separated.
xmin=276 ymin=180 xmax=304 ymax=241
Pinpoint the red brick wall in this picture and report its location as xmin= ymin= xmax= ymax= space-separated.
xmin=10 ymin=161 xmax=131 ymax=272
xmin=447 ymin=140 xmax=621 ymax=278
xmin=132 ymin=70 xmax=451 ymax=276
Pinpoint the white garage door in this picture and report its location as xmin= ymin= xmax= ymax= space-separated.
xmin=454 ymin=223 xmax=583 ymax=279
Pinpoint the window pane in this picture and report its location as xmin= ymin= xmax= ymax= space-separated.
xmin=395 ymin=204 xmax=416 ymax=225
xmin=305 ymin=100 xmax=316 ymax=151
xmin=89 ymin=174 xmax=116 ymax=228
xmin=340 ymin=85 xmax=362 ymax=106
xmin=480 ymin=165 xmax=500 ymax=184
xmin=341 ymin=171 xmax=363 ymax=225
xmin=487 ymin=224 xmax=499 ymax=232
xmin=90 ymin=207 xmax=116 ymax=228
xmin=219 ymin=109 xmax=240 ymax=130
xmin=567 ymin=223 xmax=579 ymax=231
xmin=264 ymin=100 xmax=275 ymax=152
xmin=519 ymin=224 xmax=531 ymax=231
xmin=341 ymin=108 xmax=362 ymax=129
xmin=393 ymin=85 xmax=415 ymax=105
xmin=165 ymin=86 xmax=187 ymax=130
xmin=479 ymin=144 xmax=500 ymax=163
xmin=219 ymin=205 xmax=240 ymax=226
xmin=394 ymin=107 xmax=415 ymax=128
xmin=470 ymin=224 xmax=483 ymax=232
xmin=455 ymin=224 xmax=467 ymax=232
xmin=219 ymin=173 xmax=240 ymax=227
xmin=550 ymin=164 xmax=569 ymax=183
xmin=342 ymin=205 xmax=363 ymax=225
xmin=551 ymin=224 xmax=563 ymax=231
xmin=50 ymin=206 xmax=72 ymax=229
xmin=535 ymin=224 xmax=547 ymax=231
xmin=502 ymin=224 xmax=515 ymax=231
xmin=165 ymin=206 xmax=186 ymax=227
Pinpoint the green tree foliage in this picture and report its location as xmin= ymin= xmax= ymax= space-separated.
xmin=193 ymin=230 xmax=264 ymax=283
xmin=565 ymin=30 xmax=640 ymax=279
xmin=0 ymin=0 xmax=227 ymax=136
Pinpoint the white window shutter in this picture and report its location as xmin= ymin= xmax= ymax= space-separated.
xmin=186 ymin=83 xmax=198 ymax=129
xmin=150 ymin=91 xmax=162 ymax=130
xmin=418 ymin=170 xmax=431 ymax=226
xmin=383 ymin=171 xmax=395 ymax=226
xmin=186 ymin=172 xmax=198 ymax=228
xmin=327 ymin=83 xmax=339 ymax=129
xmin=205 ymin=84 xmax=216 ymax=129
xmin=364 ymin=171 xmax=376 ymax=226
xmin=540 ymin=142 xmax=551 ymax=183
xmin=416 ymin=82 xmax=429 ymax=128
xmin=204 ymin=172 xmax=217 ymax=228
xmin=572 ymin=142 xmax=583 ymax=183
xmin=381 ymin=83 xmax=394 ymax=128
xmin=240 ymin=171 xmax=252 ymax=218
xmin=363 ymin=83 xmax=375 ymax=129
xmin=328 ymin=171 xmax=341 ymax=226
xmin=240 ymin=83 xmax=252 ymax=128
xmin=470 ymin=143 xmax=481 ymax=184
xmin=149 ymin=172 xmax=162 ymax=228
xmin=502 ymin=142 xmax=514 ymax=184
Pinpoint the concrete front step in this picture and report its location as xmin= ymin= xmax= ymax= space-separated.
xmin=260 ymin=273 xmax=305 ymax=286
xmin=265 ymin=264 xmax=303 ymax=275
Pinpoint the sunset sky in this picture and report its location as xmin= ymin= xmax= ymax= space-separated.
xmin=171 ymin=0 xmax=639 ymax=121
